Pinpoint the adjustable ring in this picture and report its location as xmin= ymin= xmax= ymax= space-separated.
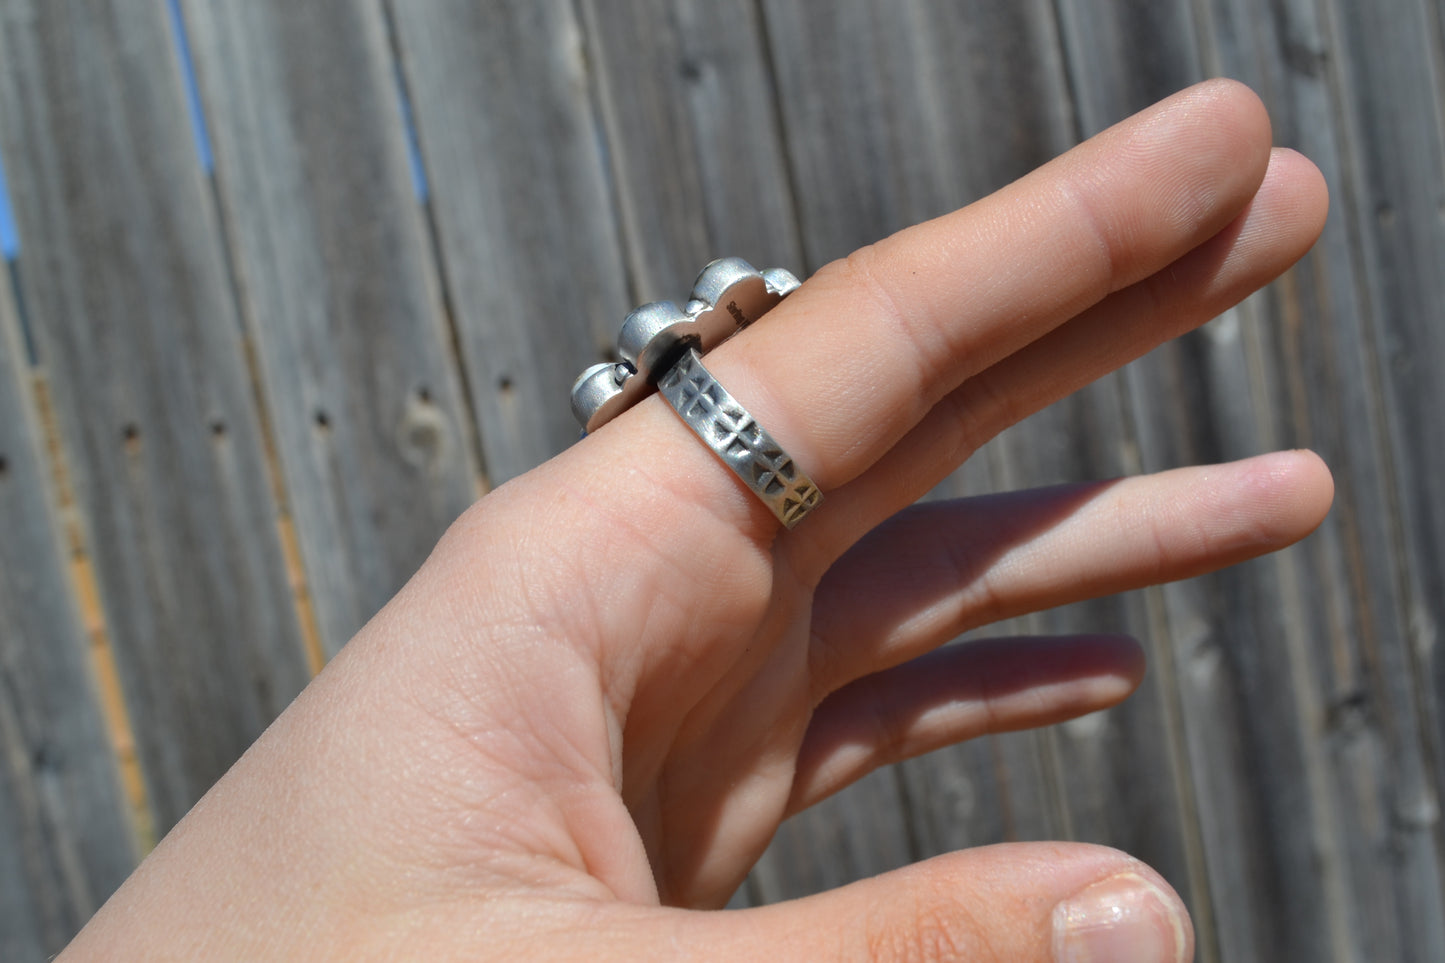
xmin=659 ymin=348 xmax=822 ymax=529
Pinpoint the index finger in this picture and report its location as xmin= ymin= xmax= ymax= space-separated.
xmin=682 ymin=80 xmax=1272 ymax=494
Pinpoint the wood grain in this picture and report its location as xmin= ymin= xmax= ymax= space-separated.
xmin=763 ymin=0 xmax=1077 ymax=263
xmin=177 ymin=0 xmax=481 ymax=655
xmin=1060 ymin=2 xmax=1445 ymax=960
xmin=388 ymin=0 xmax=631 ymax=481
xmin=1313 ymin=0 xmax=1445 ymax=958
xmin=580 ymin=0 xmax=802 ymax=300
xmin=0 ymin=249 xmax=136 ymax=963
xmin=759 ymin=0 xmax=1206 ymax=911
xmin=0 ymin=0 xmax=310 ymax=832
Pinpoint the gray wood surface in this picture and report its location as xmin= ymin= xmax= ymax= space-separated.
xmin=761 ymin=0 xmax=1081 ymax=896
xmin=1195 ymin=4 xmax=1386 ymax=958
xmin=0 ymin=0 xmax=310 ymax=833
xmin=759 ymin=0 xmax=1208 ymax=918
xmin=0 ymin=249 xmax=136 ymax=963
xmin=388 ymin=0 xmax=631 ymax=480
xmin=1312 ymin=1 xmax=1445 ymax=959
xmin=177 ymin=0 xmax=481 ymax=655
xmin=581 ymin=0 xmax=802 ymax=300
xmin=0 ymin=1 xmax=1441 ymax=958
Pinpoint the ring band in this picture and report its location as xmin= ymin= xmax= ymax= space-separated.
xmin=659 ymin=348 xmax=822 ymax=529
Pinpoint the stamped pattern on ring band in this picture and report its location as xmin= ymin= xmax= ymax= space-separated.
xmin=659 ymin=349 xmax=822 ymax=529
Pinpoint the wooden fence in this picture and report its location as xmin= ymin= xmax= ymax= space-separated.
xmin=1 ymin=1 xmax=1442 ymax=960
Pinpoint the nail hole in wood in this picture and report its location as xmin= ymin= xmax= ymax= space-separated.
xmin=211 ymin=420 xmax=227 ymax=438
xmin=122 ymin=424 xmax=141 ymax=453
xmin=498 ymin=375 xmax=514 ymax=394
xmin=314 ymin=410 xmax=330 ymax=430
xmin=0 ymin=454 xmax=8 ymax=476
xmin=417 ymin=386 xmax=432 ymax=404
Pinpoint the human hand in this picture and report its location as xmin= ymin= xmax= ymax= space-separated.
xmin=63 ymin=79 xmax=1332 ymax=961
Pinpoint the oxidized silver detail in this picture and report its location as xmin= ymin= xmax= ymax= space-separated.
xmin=659 ymin=348 xmax=822 ymax=529
xmin=572 ymin=258 xmax=801 ymax=434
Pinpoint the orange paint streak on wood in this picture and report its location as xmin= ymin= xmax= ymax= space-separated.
xmin=34 ymin=373 xmax=157 ymax=852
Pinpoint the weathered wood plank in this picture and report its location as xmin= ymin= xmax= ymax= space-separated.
xmin=0 ymin=0 xmax=310 ymax=830
xmin=759 ymin=0 xmax=1206 ymax=911
xmin=176 ymin=0 xmax=480 ymax=655
xmin=579 ymin=0 xmax=802 ymax=301
xmin=0 ymin=258 xmax=136 ymax=960
xmin=763 ymin=0 xmax=1077 ymax=263
xmin=899 ymin=435 xmax=1068 ymax=861
xmin=1056 ymin=0 xmax=1206 ymax=122
xmin=387 ymin=0 xmax=630 ymax=481
xmin=996 ymin=383 xmax=1207 ymax=910
xmin=754 ymin=1 xmax=1077 ymax=897
xmin=1057 ymin=3 xmax=1445 ymax=961
xmin=960 ymin=0 xmax=1216 ymax=873
xmin=1309 ymin=0 xmax=1445 ymax=959
xmin=1051 ymin=8 xmax=1310 ymax=963
xmin=1126 ymin=344 xmax=1324 ymax=963
xmin=1201 ymin=5 xmax=1433 ymax=962
xmin=1058 ymin=10 xmax=1356 ymax=962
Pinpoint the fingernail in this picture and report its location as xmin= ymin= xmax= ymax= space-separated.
xmin=1052 ymin=872 xmax=1189 ymax=963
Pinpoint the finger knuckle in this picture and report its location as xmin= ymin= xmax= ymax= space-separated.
xmin=825 ymin=246 xmax=951 ymax=393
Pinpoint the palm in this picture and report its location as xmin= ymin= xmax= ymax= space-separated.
xmin=471 ymin=449 xmax=818 ymax=907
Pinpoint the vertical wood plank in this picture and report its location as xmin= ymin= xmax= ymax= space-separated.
xmin=1202 ymin=3 xmax=1432 ymax=959
xmin=579 ymin=0 xmax=921 ymax=899
xmin=1312 ymin=0 xmax=1445 ymax=958
xmin=0 ymin=261 xmax=136 ymax=960
xmin=758 ymin=0 xmax=1077 ymax=875
xmin=995 ymin=385 xmax=1206 ymax=908
xmin=1056 ymin=1 xmax=1445 ymax=960
xmin=387 ymin=0 xmax=631 ymax=481
xmin=1055 ymin=6 xmax=1316 ymax=960
xmin=177 ymin=0 xmax=480 ymax=654
xmin=580 ymin=0 xmax=803 ymax=300
xmin=762 ymin=0 xmax=1077 ymax=263
xmin=761 ymin=0 xmax=1205 ymax=913
xmin=0 ymin=0 xmax=310 ymax=830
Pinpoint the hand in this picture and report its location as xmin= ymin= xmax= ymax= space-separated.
xmin=63 ymin=80 xmax=1332 ymax=961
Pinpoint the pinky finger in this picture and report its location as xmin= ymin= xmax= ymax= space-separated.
xmin=787 ymin=634 xmax=1145 ymax=816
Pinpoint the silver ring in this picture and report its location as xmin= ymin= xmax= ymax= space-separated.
xmin=571 ymin=258 xmax=801 ymax=434
xmin=659 ymin=348 xmax=822 ymax=529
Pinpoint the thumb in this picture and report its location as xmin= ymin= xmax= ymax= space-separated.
xmin=698 ymin=843 xmax=1193 ymax=962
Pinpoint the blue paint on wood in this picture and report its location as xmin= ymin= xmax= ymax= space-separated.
xmin=393 ymin=65 xmax=430 ymax=202
xmin=0 ymin=150 xmax=16 ymax=259
xmin=167 ymin=0 xmax=215 ymax=173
